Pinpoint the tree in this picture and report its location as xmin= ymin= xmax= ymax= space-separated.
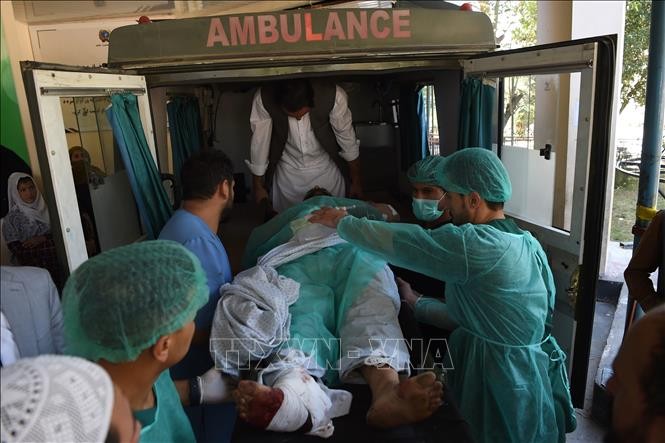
xmin=621 ymin=0 xmax=651 ymax=112
xmin=478 ymin=1 xmax=537 ymax=143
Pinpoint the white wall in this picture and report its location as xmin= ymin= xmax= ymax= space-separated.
xmin=571 ymin=0 xmax=626 ymax=274
xmin=29 ymin=19 xmax=140 ymax=66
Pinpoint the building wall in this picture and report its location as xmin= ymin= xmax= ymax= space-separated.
xmin=1 ymin=1 xmax=39 ymax=182
xmin=1 ymin=24 xmax=28 ymax=163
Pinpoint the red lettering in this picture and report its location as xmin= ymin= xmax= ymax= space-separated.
xmin=207 ymin=18 xmax=230 ymax=47
xmin=392 ymin=9 xmax=411 ymax=38
xmin=323 ymin=12 xmax=346 ymax=41
xmin=229 ymin=16 xmax=256 ymax=46
xmin=280 ymin=13 xmax=302 ymax=43
xmin=346 ymin=11 xmax=368 ymax=40
xmin=258 ymin=15 xmax=279 ymax=44
xmin=304 ymin=13 xmax=323 ymax=41
xmin=369 ymin=10 xmax=390 ymax=39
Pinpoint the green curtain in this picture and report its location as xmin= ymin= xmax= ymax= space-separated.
xmin=399 ymin=84 xmax=428 ymax=170
xmin=106 ymin=94 xmax=173 ymax=239
xmin=458 ymin=77 xmax=495 ymax=150
xmin=167 ymin=97 xmax=202 ymax=179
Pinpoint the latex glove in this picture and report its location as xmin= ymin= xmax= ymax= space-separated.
xmin=396 ymin=277 xmax=421 ymax=309
xmin=198 ymin=368 xmax=234 ymax=404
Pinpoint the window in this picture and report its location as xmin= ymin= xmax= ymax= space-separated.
xmin=502 ymin=75 xmax=535 ymax=150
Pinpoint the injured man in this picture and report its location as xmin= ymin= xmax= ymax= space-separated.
xmin=210 ymin=195 xmax=442 ymax=437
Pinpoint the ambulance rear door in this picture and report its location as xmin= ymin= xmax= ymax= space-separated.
xmin=463 ymin=36 xmax=617 ymax=406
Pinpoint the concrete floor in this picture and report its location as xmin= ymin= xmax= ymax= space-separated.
xmin=567 ymin=242 xmax=635 ymax=442
xmin=567 ymin=300 xmax=615 ymax=442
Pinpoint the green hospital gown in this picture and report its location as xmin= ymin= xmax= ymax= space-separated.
xmin=337 ymin=216 xmax=575 ymax=443
xmin=134 ymin=371 xmax=196 ymax=443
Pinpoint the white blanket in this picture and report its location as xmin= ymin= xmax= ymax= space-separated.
xmin=211 ymin=221 xmax=344 ymax=376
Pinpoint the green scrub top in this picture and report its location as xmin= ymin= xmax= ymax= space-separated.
xmin=135 ymin=371 xmax=196 ymax=443
xmin=337 ymin=216 xmax=576 ymax=443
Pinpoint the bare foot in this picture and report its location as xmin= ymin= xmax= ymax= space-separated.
xmin=232 ymin=380 xmax=284 ymax=429
xmin=366 ymin=372 xmax=443 ymax=428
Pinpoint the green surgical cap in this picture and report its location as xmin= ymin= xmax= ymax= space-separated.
xmin=438 ymin=148 xmax=512 ymax=202
xmin=407 ymin=155 xmax=446 ymax=188
xmin=63 ymin=240 xmax=208 ymax=363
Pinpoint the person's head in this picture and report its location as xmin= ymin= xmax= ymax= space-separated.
xmin=181 ymin=149 xmax=235 ymax=212
xmin=8 ymin=172 xmax=42 ymax=209
xmin=605 ymin=306 xmax=665 ymax=443
xmin=274 ymin=79 xmax=314 ymax=119
xmin=407 ymin=156 xmax=450 ymax=224
xmin=62 ymin=240 xmax=208 ymax=372
xmin=16 ymin=176 xmax=37 ymax=204
xmin=69 ymin=146 xmax=91 ymax=164
xmin=436 ymin=148 xmax=511 ymax=225
xmin=0 ymin=355 xmax=140 ymax=443
xmin=303 ymin=186 xmax=333 ymax=201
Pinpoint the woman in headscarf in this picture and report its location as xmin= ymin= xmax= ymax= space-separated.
xmin=69 ymin=146 xmax=106 ymax=188
xmin=2 ymin=173 xmax=63 ymax=288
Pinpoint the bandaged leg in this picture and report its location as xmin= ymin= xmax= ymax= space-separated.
xmin=234 ymin=367 xmax=337 ymax=438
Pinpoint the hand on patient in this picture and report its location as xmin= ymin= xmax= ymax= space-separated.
xmin=396 ymin=277 xmax=421 ymax=309
xmin=309 ymin=207 xmax=348 ymax=228
xmin=369 ymin=203 xmax=400 ymax=222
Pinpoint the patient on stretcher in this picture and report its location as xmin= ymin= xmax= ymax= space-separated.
xmin=210 ymin=195 xmax=442 ymax=437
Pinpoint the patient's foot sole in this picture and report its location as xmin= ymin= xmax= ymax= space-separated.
xmin=367 ymin=371 xmax=443 ymax=428
xmin=233 ymin=380 xmax=284 ymax=429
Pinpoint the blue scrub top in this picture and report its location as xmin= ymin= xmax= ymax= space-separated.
xmin=159 ymin=209 xmax=232 ymax=378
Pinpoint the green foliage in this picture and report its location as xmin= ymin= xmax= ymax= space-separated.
xmin=621 ymin=0 xmax=651 ymax=112
xmin=479 ymin=1 xmax=538 ymax=143
xmin=479 ymin=1 xmax=536 ymax=49
xmin=512 ymin=1 xmax=537 ymax=46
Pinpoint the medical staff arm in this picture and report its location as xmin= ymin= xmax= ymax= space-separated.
xmin=624 ymin=210 xmax=664 ymax=312
xmin=337 ymin=216 xmax=468 ymax=283
xmin=246 ymin=89 xmax=273 ymax=205
xmin=398 ymin=277 xmax=456 ymax=330
xmin=174 ymin=369 xmax=233 ymax=406
xmin=414 ymin=297 xmax=458 ymax=331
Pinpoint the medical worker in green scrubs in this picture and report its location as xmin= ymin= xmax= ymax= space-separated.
xmin=310 ymin=148 xmax=576 ymax=443
xmin=63 ymin=241 xmax=228 ymax=443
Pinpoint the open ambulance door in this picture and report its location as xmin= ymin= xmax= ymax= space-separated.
xmin=20 ymin=62 xmax=156 ymax=274
xmin=463 ymin=36 xmax=616 ymax=406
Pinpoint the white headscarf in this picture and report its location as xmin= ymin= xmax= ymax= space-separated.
xmin=7 ymin=172 xmax=50 ymax=226
xmin=1 ymin=355 xmax=114 ymax=442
